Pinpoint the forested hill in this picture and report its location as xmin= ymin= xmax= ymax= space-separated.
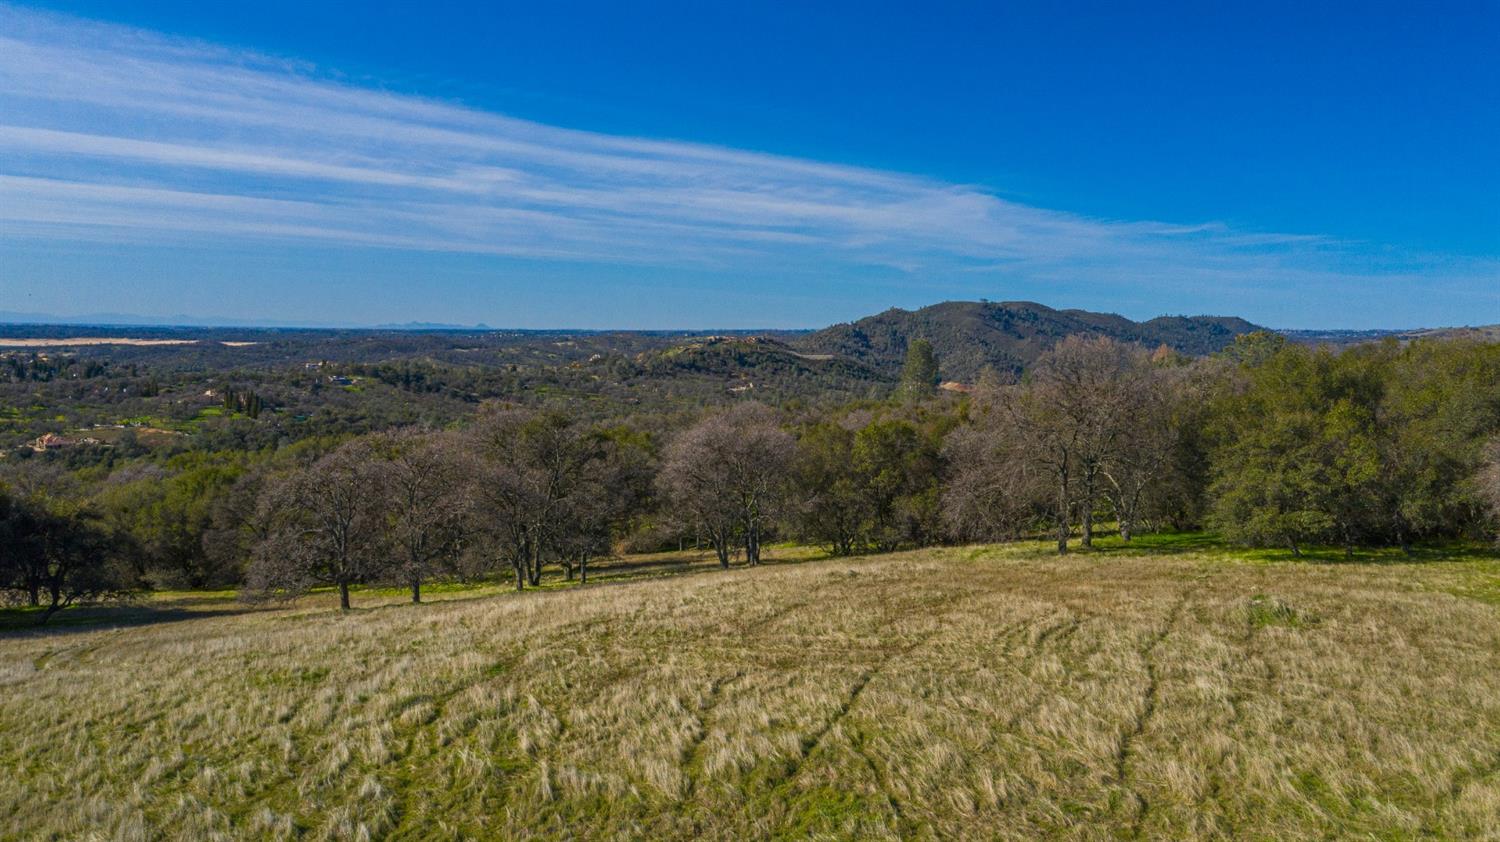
xmin=797 ymin=300 xmax=1262 ymax=381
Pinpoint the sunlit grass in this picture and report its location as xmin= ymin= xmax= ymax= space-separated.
xmin=4 ymin=543 xmax=1500 ymax=839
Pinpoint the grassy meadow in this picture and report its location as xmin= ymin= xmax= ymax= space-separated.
xmin=4 ymin=540 xmax=1500 ymax=840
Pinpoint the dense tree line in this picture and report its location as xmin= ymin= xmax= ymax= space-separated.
xmin=7 ymin=333 xmax=1500 ymax=619
xmin=3 ymin=353 xmax=115 ymax=382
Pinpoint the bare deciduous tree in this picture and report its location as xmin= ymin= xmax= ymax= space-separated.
xmin=249 ymin=440 xmax=388 ymax=609
xmin=368 ymin=429 xmax=470 ymax=603
xmin=659 ymin=403 xmax=794 ymax=567
xmin=963 ymin=337 xmax=1156 ymax=553
xmin=940 ymin=420 xmax=1045 ymax=542
xmin=1100 ymin=364 xmax=1186 ymax=541
xmin=468 ymin=408 xmax=605 ymax=590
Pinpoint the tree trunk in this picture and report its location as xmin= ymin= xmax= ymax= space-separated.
xmin=1081 ymin=504 xmax=1093 ymax=548
xmin=745 ymin=523 xmax=760 ymax=565
xmin=713 ymin=537 xmax=730 ymax=569
xmin=1056 ymin=485 xmax=1070 ymax=555
xmin=1054 ymin=455 xmax=1071 ymax=555
xmin=338 ymin=581 xmax=351 ymax=610
xmin=410 ymin=574 xmax=421 ymax=604
xmin=514 ymin=561 xmax=525 ymax=592
xmin=579 ymin=553 xmax=589 ymax=585
xmin=38 ymin=581 xmax=66 ymax=624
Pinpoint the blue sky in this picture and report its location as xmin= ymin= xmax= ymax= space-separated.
xmin=0 ymin=1 xmax=1496 ymax=329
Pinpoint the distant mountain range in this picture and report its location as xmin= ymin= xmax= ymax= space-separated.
xmin=797 ymin=300 xmax=1263 ymax=381
xmin=372 ymin=321 xmax=494 ymax=330
xmin=4 ymin=301 xmax=1494 ymax=384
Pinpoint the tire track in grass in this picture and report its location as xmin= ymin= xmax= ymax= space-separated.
xmin=493 ymin=573 xmax=864 ymax=831
xmin=555 ymin=575 xmax=854 ymax=803
xmin=268 ymin=618 xmax=547 ymax=838
xmin=1203 ymin=603 xmax=1270 ymax=835
xmin=678 ymin=576 xmax=924 ymax=798
xmin=1116 ymin=593 xmax=1187 ymax=840
xmin=384 ymin=649 xmax=531 ymax=838
xmin=767 ymin=588 xmax=1024 ymax=836
xmin=31 ymin=629 xmax=120 ymax=671
xmin=984 ymin=608 xmax=1090 ymax=737
xmin=403 ymin=556 xmax=853 ymax=819
xmin=887 ymin=601 xmax=1096 ymax=826
xmin=779 ymin=592 xmax=974 ymax=779
xmin=834 ymin=603 xmax=1050 ymax=834
xmin=679 ymin=669 xmax=747 ymax=799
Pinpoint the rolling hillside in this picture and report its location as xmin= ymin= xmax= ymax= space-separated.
xmin=5 ymin=543 xmax=1499 ymax=839
xmin=798 ymin=300 xmax=1262 ymax=381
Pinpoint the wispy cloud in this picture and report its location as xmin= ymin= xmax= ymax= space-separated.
xmin=0 ymin=3 xmax=1494 ymax=327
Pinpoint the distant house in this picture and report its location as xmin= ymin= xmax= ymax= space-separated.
xmin=938 ymin=381 xmax=973 ymax=394
xmin=28 ymin=432 xmax=103 ymax=451
xmin=30 ymin=433 xmax=69 ymax=451
xmin=328 ymin=375 xmax=354 ymax=386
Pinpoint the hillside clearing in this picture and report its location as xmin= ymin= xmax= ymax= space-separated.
xmin=4 ymin=547 xmax=1500 ymax=839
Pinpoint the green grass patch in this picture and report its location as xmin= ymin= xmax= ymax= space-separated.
xmin=1245 ymin=594 xmax=1314 ymax=628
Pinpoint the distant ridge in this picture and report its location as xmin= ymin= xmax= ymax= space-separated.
xmin=6 ymin=304 xmax=1491 ymax=375
xmin=797 ymin=300 xmax=1263 ymax=381
xmin=372 ymin=321 xmax=494 ymax=331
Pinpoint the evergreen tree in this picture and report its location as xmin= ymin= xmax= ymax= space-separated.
xmin=899 ymin=338 xmax=940 ymax=399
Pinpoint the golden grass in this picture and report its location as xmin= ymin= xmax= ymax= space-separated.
xmin=4 ymin=545 xmax=1500 ymax=839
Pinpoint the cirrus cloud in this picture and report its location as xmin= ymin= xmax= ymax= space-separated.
xmin=0 ymin=3 xmax=1494 ymax=328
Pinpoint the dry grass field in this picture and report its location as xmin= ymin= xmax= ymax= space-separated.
xmin=4 ymin=543 xmax=1500 ymax=840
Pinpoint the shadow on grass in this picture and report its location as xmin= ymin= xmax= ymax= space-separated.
xmin=16 ymin=534 xmax=1493 ymax=635
xmin=5 ymin=546 xmax=844 ymax=634
xmin=1076 ymin=530 xmax=1499 ymax=565
xmin=1086 ymin=531 xmax=1225 ymax=555
xmin=523 ymin=544 xmax=838 ymax=592
xmin=0 ymin=603 xmax=255 ymax=637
